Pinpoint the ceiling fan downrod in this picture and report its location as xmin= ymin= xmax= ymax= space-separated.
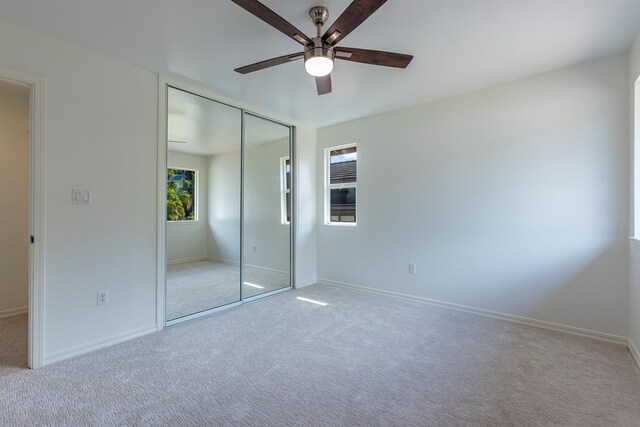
xmin=309 ymin=6 xmax=329 ymax=37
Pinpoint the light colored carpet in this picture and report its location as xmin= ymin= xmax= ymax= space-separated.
xmin=167 ymin=260 xmax=289 ymax=320
xmin=1 ymin=284 xmax=639 ymax=426
xmin=0 ymin=313 xmax=27 ymax=376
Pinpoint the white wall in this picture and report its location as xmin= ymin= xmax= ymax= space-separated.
xmin=0 ymin=23 xmax=158 ymax=361
xmin=0 ymin=82 xmax=30 ymax=317
xmin=207 ymin=149 xmax=241 ymax=263
xmin=317 ymin=54 xmax=629 ymax=338
xmin=294 ymin=126 xmax=318 ymax=287
xmin=628 ymin=32 xmax=640 ymax=362
xmin=167 ymin=151 xmax=209 ymax=264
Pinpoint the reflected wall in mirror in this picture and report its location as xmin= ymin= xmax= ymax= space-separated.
xmin=166 ymin=87 xmax=242 ymax=321
xmin=243 ymin=113 xmax=292 ymax=298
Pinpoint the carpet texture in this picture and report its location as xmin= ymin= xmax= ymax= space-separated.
xmin=0 ymin=313 xmax=28 ymax=376
xmin=1 ymin=284 xmax=639 ymax=426
xmin=167 ymin=260 xmax=289 ymax=320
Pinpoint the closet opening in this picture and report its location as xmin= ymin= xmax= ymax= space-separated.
xmin=161 ymin=84 xmax=294 ymax=326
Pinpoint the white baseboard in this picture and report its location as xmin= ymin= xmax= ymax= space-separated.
xmin=318 ymin=278 xmax=629 ymax=346
xmin=208 ymin=257 xmax=239 ymax=266
xmin=167 ymin=256 xmax=209 ymax=265
xmin=244 ymin=262 xmax=289 ymax=275
xmin=43 ymin=324 xmax=158 ymax=366
xmin=0 ymin=306 xmax=28 ymax=319
xmin=629 ymin=339 xmax=640 ymax=369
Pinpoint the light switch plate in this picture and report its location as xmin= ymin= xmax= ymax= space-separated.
xmin=72 ymin=189 xmax=91 ymax=205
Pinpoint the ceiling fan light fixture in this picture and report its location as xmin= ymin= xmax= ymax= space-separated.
xmin=304 ymin=44 xmax=334 ymax=77
xmin=305 ymin=55 xmax=333 ymax=77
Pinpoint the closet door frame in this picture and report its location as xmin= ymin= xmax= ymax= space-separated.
xmin=157 ymin=78 xmax=295 ymax=329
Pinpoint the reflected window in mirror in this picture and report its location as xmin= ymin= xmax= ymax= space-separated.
xmin=167 ymin=168 xmax=198 ymax=221
xmin=280 ymin=156 xmax=291 ymax=224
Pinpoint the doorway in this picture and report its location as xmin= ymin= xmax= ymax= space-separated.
xmin=162 ymin=85 xmax=294 ymax=325
xmin=0 ymin=79 xmax=30 ymax=371
xmin=0 ymin=67 xmax=45 ymax=370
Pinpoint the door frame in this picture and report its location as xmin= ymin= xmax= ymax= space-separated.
xmin=0 ymin=66 xmax=46 ymax=369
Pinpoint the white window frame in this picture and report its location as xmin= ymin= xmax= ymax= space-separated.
xmin=167 ymin=166 xmax=199 ymax=223
xmin=280 ymin=156 xmax=291 ymax=225
xmin=324 ymin=143 xmax=357 ymax=226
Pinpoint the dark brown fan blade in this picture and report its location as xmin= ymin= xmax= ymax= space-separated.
xmin=235 ymin=52 xmax=304 ymax=74
xmin=334 ymin=47 xmax=413 ymax=68
xmin=316 ymin=75 xmax=332 ymax=95
xmin=231 ymin=0 xmax=312 ymax=46
xmin=322 ymin=0 xmax=388 ymax=45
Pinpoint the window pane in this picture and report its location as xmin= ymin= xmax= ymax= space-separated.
xmin=330 ymin=147 xmax=357 ymax=184
xmin=330 ymin=187 xmax=356 ymax=223
xmin=167 ymin=168 xmax=196 ymax=221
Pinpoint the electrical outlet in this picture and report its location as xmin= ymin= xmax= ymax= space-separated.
xmin=97 ymin=290 xmax=108 ymax=305
xmin=409 ymin=263 xmax=417 ymax=274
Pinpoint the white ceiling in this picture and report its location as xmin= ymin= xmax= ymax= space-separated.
xmin=2 ymin=0 xmax=640 ymax=127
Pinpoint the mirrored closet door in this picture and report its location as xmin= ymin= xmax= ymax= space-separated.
xmin=166 ymin=87 xmax=242 ymax=322
xmin=243 ymin=113 xmax=292 ymax=299
xmin=165 ymin=86 xmax=292 ymax=324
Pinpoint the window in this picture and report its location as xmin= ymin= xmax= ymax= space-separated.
xmin=167 ymin=168 xmax=197 ymax=221
xmin=325 ymin=144 xmax=357 ymax=225
xmin=281 ymin=156 xmax=291 ymax=224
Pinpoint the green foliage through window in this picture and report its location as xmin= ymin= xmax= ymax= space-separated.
xmin=167 ymin=168 xmax=196 ymax=221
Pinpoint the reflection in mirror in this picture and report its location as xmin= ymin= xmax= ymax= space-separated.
xmin=166 ymin=87 xmax=241 ymax=321
xmin=243 ymin=113 xmax=291 ymax=298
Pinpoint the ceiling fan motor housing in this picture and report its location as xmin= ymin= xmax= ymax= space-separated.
xmin=304 ymin=38 xmax=335 ymax=63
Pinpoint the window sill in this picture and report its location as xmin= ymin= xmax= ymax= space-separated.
xmin=630 ymin=236 xmax=640 ymax=249
xmin=322 ymin=223 xmax=358 ymax=231
xmin=168 ymin=220 xmax=200 ymax=226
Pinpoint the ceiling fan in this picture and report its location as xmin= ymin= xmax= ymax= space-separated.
xmin=231 ymin=0 xmax=413 ymax=95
